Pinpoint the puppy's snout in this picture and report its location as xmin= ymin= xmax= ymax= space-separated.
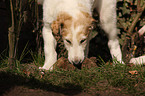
xmin=72 ymin=58 xmax=82 ymax=69
xmin=73 ymin=60 xmax=80 ymax=65
xmin=72 ymin=57 xmax=82 ymax=64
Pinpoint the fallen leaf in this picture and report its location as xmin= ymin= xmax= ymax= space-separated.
xmin=40 ymin=75 xmax=43 ymax=79
xmin=129 ymin=70 xmax=138 ymax=75
xmin=134 ymin=84 xmax=138 ymax=87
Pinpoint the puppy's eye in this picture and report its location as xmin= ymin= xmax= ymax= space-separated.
xmin=60 ymin=23 xmax=64 ymax=28
xmin=65 ymin=39 xmax=71 ymax=44
xmin=80 ymin=39 xmax=86 ymax=44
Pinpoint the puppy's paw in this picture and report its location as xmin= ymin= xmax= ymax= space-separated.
xmin=129 ymin=56 xmax=145 ymax=65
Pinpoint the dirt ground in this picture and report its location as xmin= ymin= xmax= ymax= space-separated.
xmin=0 ymin=73 xmax=129 ymax=96
xmin=2 ymin=86 xmax=90 ymax=96
xmin=0 ymin=58 xmax=130 ymax=96
xmin=1 ymin=86 xmax=129 ymax=96
xmin=0 ymin=70 xmax=90 ymax=96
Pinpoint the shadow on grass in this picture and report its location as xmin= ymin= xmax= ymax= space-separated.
xmin=0 ymin=71 xmax=82 ymax=96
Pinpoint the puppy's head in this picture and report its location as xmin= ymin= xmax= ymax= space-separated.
xmin=51 ymin=11 xmax=94 ymax=67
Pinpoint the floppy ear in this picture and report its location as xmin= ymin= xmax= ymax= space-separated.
xmin=51 ymin=20 xmax=61 ymax=35
xmin=51 ymin=12 xmax=72 ymax=35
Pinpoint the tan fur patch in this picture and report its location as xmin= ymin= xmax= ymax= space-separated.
xmin=78 ymin=3 xmax=87 ymax=10
xmin=51 ymin=11 xmax=93 ymax=42
xmin=62 ymin=19 xmax=72 ymax=37
xmin=51 ymin=12 xmax=72 ymax=37
xmin=74 ymin=11 xmax=93 ymax=37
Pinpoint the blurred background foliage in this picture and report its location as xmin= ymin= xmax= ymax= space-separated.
xmin=116 ymin=0 xmax=145 ymax=62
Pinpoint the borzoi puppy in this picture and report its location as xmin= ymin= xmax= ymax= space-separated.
xmin=39 ymin=0 xmax=124 ymax=70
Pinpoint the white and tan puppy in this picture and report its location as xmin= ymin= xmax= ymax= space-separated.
xmin=39 ymin=0 xmax=124 ymax=70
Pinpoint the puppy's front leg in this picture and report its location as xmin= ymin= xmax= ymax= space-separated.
xmin=99 ymin=0 xmax=124 ymax=64
xmin=39 ymin=24 xmax=57 ymax=70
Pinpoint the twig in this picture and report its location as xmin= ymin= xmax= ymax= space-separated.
xmin=8 ymin=0 xmax=16 ymax=69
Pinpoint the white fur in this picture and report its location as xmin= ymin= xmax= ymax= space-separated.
xmin=40 ymin=0 xmax=124 ymax=70
xmin=138 ymin=25 xmax=145 ymax=36
xmin=129 ymin=56 xmax=145 ymax=65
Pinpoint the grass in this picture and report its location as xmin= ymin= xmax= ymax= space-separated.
xmin=1 ymin=54 xmax=145 ymax=95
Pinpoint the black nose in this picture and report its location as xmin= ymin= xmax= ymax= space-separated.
xmin=73 ymin=62 xmax=82 ymax=69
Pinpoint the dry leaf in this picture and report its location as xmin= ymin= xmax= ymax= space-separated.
xmin=134 ymin=84 xmax=138 ymax=87
xmin=129 ymin=70 xmax=138 ymax=75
